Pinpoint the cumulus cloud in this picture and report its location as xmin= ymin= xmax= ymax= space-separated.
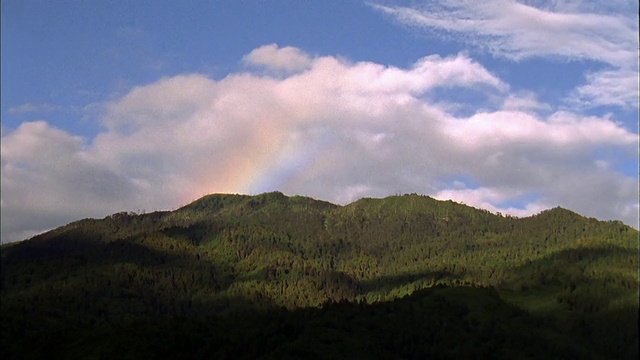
xmin=433 ymin=186 xmax=550 ymax=218
xmin=502 ymin=91 xmax=550 ymax=111
xmin=1 ymin=121 xmax=140 ymax=242
xmin=370 ymin=0 xmax=639 ymax=108
xmin=1 ymin=45 xmax=638 ymax=243
xmin=444 ymin=110 xmax=638 ymax=150
xmin=243 ymin=43 xmax=313 ymax=73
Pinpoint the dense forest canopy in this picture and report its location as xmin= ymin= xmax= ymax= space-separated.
xmin=1 ymin=192 xmax=638 ymax=359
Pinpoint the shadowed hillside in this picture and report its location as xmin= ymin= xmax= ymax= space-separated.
xmin=2 ymin=192 xmax=638 ymax=359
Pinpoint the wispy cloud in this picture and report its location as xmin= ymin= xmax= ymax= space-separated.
xmin=8 ymin=103 xmax=68 ymax=114
xmin=570 ymin=68 xmax=639 ymax=108
xmin=370 ymin=1 xmax=636 ymax=65
xmin=370 ymin=0 xmax=639 ymax=108
xmin=2 ymin=45 xmax=637 ymax=243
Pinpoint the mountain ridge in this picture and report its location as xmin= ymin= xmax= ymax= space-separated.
xmin=5 ymin=192 xmax=628 ymax=247
xmin=1 ymin=191 xmax=637 ymax=358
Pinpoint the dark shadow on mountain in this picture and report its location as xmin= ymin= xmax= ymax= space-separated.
xmin=359 ymin=270 xmax=458 ymax=293
xmin=503 ymin=244 xmax=637 ymax=293
xmin=2 ymin=285 xmax=604 ymax=360
xmin=501 ymin=244 xmax=639 ymax=359
xmin=1 ymin=231 xmax=195 ymax=292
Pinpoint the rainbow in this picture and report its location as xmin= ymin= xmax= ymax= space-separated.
xmin=191 ymin=125 xmax=337 ymax=201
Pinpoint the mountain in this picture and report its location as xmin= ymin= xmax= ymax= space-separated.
xmin=1 ymin=192 xmax=638 ymax=359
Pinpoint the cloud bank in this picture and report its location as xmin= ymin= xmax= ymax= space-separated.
xmin=2 ymin=44 xmax=638 ymax=243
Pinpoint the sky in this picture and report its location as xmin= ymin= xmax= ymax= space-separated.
xmin=1 ymin=0 xmax=638 ymax=243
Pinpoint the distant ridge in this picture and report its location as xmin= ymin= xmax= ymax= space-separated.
xmin=7 ymin=192 xmax=627 ymax=246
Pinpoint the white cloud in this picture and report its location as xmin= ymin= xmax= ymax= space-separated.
xmin=433 ymin=186 xmax=549 ymax=218
xmin=8 ymin=102 xmax=68 ymax=114
xmin=370 ymin=0 xmax=639 ymax=108
xmin=1 ymin=121 xmax=140 ymax=243
xmin=444 ymin=110 xmax=638 ymax=150
xmin=1 ymin=45 xmax=638 ymax=243
xmin=570 ymin=68 xmax=640 ymax=108
xmin=371 ymin=1 xmax=636 ymax=65
xmin=502 ymin=91 xmax=550 ymax=111
xmin=243 ymin=43 xmax=313 ymax=73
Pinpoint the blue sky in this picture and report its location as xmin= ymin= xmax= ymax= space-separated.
xmin=2 ymin=0 xmax=638 ymax=243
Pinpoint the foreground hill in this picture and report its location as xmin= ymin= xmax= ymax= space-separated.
xmin=1 ymin=192 xmax=638 ymax=359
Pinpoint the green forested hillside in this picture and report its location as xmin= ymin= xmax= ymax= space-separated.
xmin=1 ymin=192 xmax=638 ymax=359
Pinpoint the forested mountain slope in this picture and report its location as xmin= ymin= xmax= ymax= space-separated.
xmin=1 ymin=192 xmax=638 ymax=359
